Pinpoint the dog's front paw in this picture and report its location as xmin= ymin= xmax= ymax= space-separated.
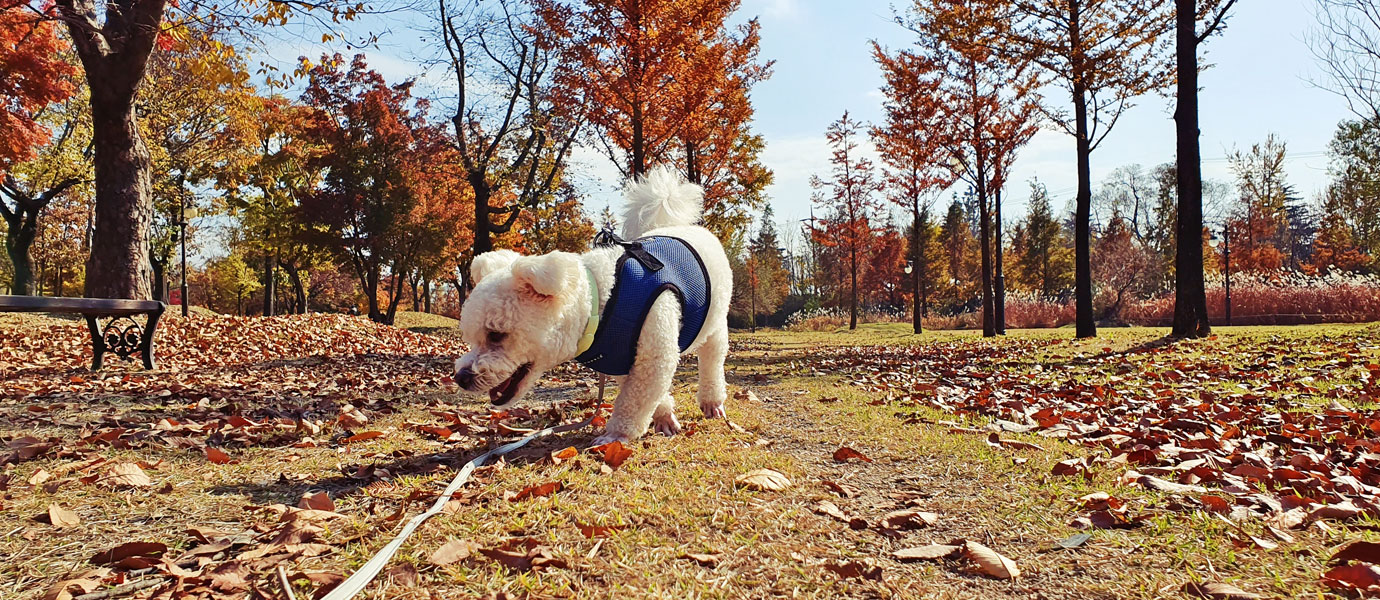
xmin=699 ymin=402 xmax=726 ymax=419
xmin=651 ymin=412 xmax=681 ymax=436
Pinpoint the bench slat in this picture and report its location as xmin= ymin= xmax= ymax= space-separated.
xmin=0 ymin=295 xmax=164 ymax=316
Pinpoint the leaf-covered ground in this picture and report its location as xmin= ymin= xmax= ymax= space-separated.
xmin=3 ymin=314 xmax=1380 ymax=599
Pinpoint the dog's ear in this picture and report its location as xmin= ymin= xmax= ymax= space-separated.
xmin=511 ymin=253 xmax=582 ymax=300
xmin=471 ymin=250 xmax=521 ymax=284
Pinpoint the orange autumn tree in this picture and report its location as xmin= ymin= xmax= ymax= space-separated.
xmin=872 ymin=42 xmax=954 ymax=334
xmin=535 ymin=0 xmax=772 ymax=239
xmin=896 ymin=0 xmax=1040 ymax=337
xmin=811 ymin=112 xmax=884 ymax=331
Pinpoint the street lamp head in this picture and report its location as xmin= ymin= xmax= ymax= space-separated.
xmin=184 ymin=206 xmax=200 ymax=220
xmin=904 ymin=260 xmax=913 ymax=275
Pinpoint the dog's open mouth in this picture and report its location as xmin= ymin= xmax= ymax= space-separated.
xmin=488 ymin=363 xmax=532 ymax=405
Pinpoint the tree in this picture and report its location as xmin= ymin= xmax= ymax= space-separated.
xmin=938 ymin=197 xmax=980 ymax=311
xmin=1172 ymin=0 xmax=1238 ymax=338
xmin=872 ymin=41 xmax=954 ymax=334
xmin=1 ymin=93 xmax=89 ymax=295
xmin=299 ymin=54 xmax=435 ymax=324
xmin=895 ymin=0 xmax=1039 ymax=337
xmin=0 ymin=3 xmax=77 ymax=177
xmin=742 ymin=203 xmax=789 ymax=328
xmin=46 ymin=0 xmax=363 ymax=299
xmin=1011 ymin=180 xmax=1074 ymax=297
xmin=1093 ymin=215 xmax=1152 ymax=321
xmin=975 ymin=0 xmax=1174 ymax=338
xmin=1226 ymin=134 xmax=1291 ymax=273
xmin=440 ymin=0 xmax=581 ymax=260
xmin=810 ymin=112 xmax=882 ymax=330
xmin=1318 ymin=118 xmax=1380 ymax=269
xmin=1309 ymin=0 xmax=1380 ymax=123
xmin=517 ymin=181 xmax=595 ymax=254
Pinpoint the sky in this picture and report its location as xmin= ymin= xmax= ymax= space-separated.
xmin=271 ymin=0 xmax=1357 ymax=238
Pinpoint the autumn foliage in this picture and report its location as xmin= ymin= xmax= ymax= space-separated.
xmin=0 ymin=4 xmax=77 ymax=177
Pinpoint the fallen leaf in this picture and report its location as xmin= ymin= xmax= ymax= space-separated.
xmin=504 ymin=481 xmax=562 ymax=502
xmin=892 ymin=544 xmax=960 ymax=561
xmin=576 ymin=523 xmax=627 ymax=538
xmin=1324 ymin=563 xmax=1380 ymax=592
xmin=550 ymin=446 xmax=578 ymax=464
xmin=205 ymin=447 xmax=232 ymax=464
xmin=41 ymin=568 xmax=109 ymax=600
xmin=90 ymin=541 xmax=167 ymax=565
xmin=385 ymin=563 xmax=419 ymax=587
xmin=832 ymin=446 xmax=872 ymax=463
xmin=591 ymin=441 xmax=633 ymax=469
xmin=880 ymin=509 xmax=937 ymax=529
xmin=823 ymin=560 xmax=882 ymax=581
xmin=299 ymin=491 xmax=335 ymax=512
xmin=342 ymin=431 xmax=384 ymax=444
xmin=1331 ymin=540 xmax=1380 ymax=565
xmin=48 ymin=503 xmax=80 ymax=528
xmin=1182 ymin=581 xmax=1262 ymax=599
xmin=735 ymin=469 xmax=791 ymax=491
xmin=104 ymin=463 xmax=152 ymax=487
xmin=428 ymin=539 xmax=480 ymax=566
xmin=962 ymin=540 xmax=1020 ymax=579
xmin=821 ymin=480 xmax=859 ymax=498
xmin=682 ymin=553 xmax=719 ymax=567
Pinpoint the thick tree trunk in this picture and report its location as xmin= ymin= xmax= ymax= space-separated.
xmin=286 ymin=261 xmax=307 ymax=314
xmin=1072 ymin=86 xmax=1097 ymax=339
xmin=1172 ymin=0 xmax=1212 ymax=338
xmin=423 ymin=278 xmax=432 ymax=313
xmin=85 ymin=96 xmax=154 ymax=299
xmin=994 ymin=188 xmax=1006 ymax=335
xmin=385 ymin=270 xmax=403 ymax=325
xmin=471 ymin=172 xmax=494 ymax=257
xmin=262 ymin=252 xmax=277 ymax=317
xmin=364 ymin=268 xmax=383 ymax=322
xmin=4 ymin=220 xmax=36 ymax=295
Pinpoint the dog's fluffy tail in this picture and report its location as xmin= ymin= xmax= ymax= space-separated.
xmin=621 ymin=166 xmax=703 ymax=239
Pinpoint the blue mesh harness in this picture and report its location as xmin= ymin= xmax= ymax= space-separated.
xmin=574 ymin=235 xmax=711 ymax=376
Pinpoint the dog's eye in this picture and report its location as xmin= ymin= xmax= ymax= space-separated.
xmin=487 ymin=331 xmax=507 ymax=345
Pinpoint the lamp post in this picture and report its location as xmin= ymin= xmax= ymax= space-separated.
xmin=179 ymin=201 xmax=198 ymax=318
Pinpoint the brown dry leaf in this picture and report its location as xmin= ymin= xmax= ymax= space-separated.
xmin=385 ymin=563 xmax=419 ymax=587
xmin=832 ymin=446 xmax=872 ymax=463
xmin=299 ymin=491 xmax=335 ymax=512
xmin=504 ymin=481 xmax=562 ymax=502
xmin=205 ymin=447 xmax=233 ymax=464
xmin=823 ymin=560 xmax=882 ymax=581
xmin=962 ymin=540 xmax=1020 ymax=579
xmin=592 ymin=441 xmax=633 ymax=469
xmin=428 ymin=539 xmax=480 ymax=566
xmin=735 ymin=469 xmax=791 ymax=491
xmin=1182 ymin=581 xmax=1262 ymax=599
xmin=478 ymin=540 xmax=567 ymax=572
xmin=682 ymin=553 xmax=719 ymax=567
xmin=822 ymin=480 xmax=859 ymax=498
xmin=342 ymin=431 xmax=384 ymax=444
xmin=28 ymin=468 xmax=51 ymax=486
xmin=892 ymin=544 xmax=960 ymax=561
xmin=576 ymin=523 xmax=627 ymax=538
xmin=813 ymin=500 xmax=849 ymax=521
xmin=48 ymin=503 xmax=80 ymax=528
xmin=880 ymin=509 xmax=938 ymax=530
xmin=90 ymin=541 xmax=167 ymax=565
xmin=41 ymin=568 xmax=110 ymax=600
xmin=1331 ymin=540 xmax=1380 ymax=565
xmin=104 ymin=463 xmax=152 ymax=487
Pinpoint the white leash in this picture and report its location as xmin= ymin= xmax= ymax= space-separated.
xmin=318 ymin=415 xmax=593 ymax=600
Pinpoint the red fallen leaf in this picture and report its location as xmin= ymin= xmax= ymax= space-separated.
xmin=823 ymin=560 xmax=882 ymax=581
xmin=592 ymin=441 xmax=633 ymax=469
xmin=1331 ymin=541 xmax=1380 ymax=565
xmin=342 ymin=431 xmax=384 ymax=444
xmin=1323 ymin=563 xmax=1380 ymax=592
xmin=504 ymin=481 xmax=562 ymax=502
xmin=576 ymin=523 xmax=627 ymax=538
xmin=416 ymin=425 xmax=454 ymax=440
xmin=832 ymin=446 xmax=872 ymax=463
xmin=90 ymin=542 xmax=167 ymax=565
xmin=1052 ymin=458 xmax=1088 ymax=477
xmin=550 ymin=446 xmax=578 ymax=464
xmin=1200 ymin=495 xmax=1232 ymax=514
xmin=205 ymin=447 xmax=232 ymax=464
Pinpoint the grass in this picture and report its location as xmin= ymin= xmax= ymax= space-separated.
xmin=3 ymin=316 xmax=1378 ymax=599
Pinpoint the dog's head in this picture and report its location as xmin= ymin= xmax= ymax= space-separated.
xmin=453 ymin=249 xmax=586 ymax=406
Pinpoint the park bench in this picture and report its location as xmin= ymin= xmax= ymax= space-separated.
xmin=0 ymin=295 xmax=165 ymax=370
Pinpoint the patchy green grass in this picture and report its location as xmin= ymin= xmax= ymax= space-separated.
xmin=4 ymin=317 xmax=1379 ymax=599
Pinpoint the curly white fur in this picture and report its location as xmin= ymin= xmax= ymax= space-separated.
xmin=454 ymin=166 xmax=731 ymax=444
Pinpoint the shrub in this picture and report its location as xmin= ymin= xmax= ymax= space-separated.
xmin=1123 ymin=272 xmax=1380 ymax=326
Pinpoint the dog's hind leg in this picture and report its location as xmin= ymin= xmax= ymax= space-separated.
xmin=651 ymin=394 xmax=681 ymax=436
xmin=696 ymin=327 xmax=728 ymax=419
xmin=593 ymin=295 xmax=681 ymax=445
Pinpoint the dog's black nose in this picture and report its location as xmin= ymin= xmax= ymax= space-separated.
xmin=455 ymin=367 xmax=475 ymax=390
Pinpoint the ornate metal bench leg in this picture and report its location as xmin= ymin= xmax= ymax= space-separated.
xmin=86 ymin=316 xmax=105 ymax=371
xmin=141 ymin=308 xmax=163 ymax=370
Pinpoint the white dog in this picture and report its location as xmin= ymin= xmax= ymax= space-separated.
xmin=453 ymin=167 xmax=731 ymax=444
